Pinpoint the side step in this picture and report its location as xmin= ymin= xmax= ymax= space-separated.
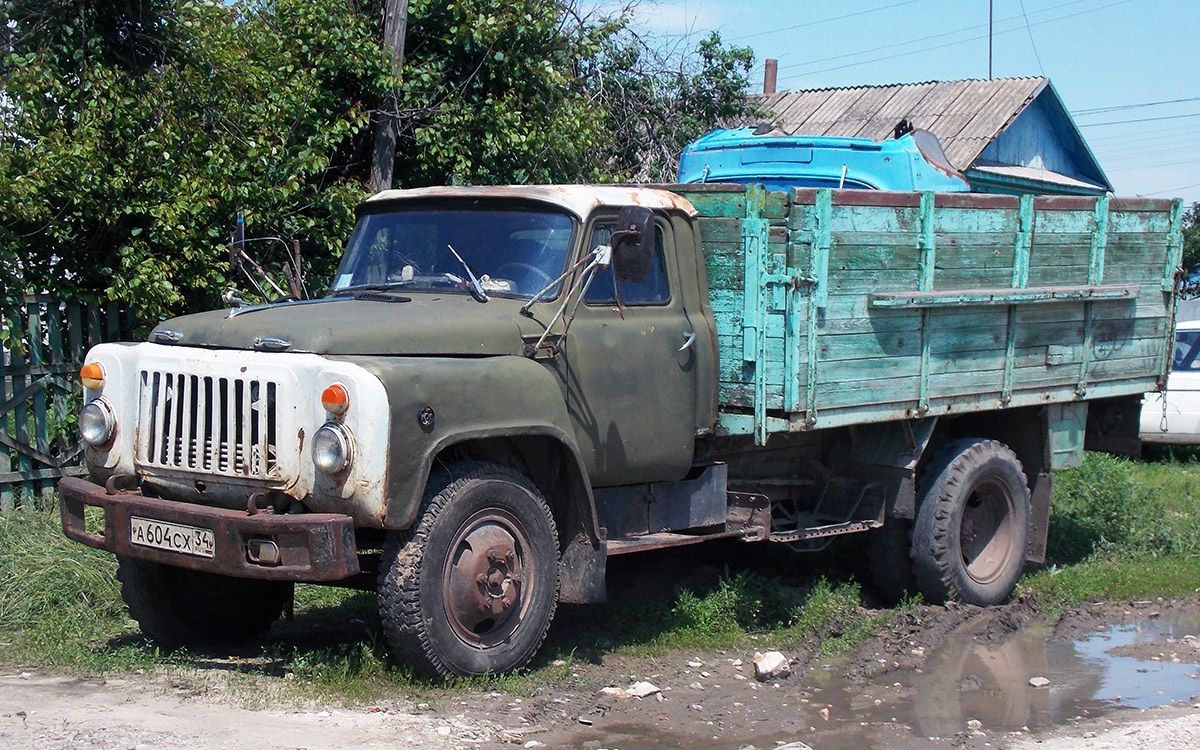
xmin=768 ymin=518 xmax=882 ymax=543
xmin=606 ymin=528 xmax=753 ymax=556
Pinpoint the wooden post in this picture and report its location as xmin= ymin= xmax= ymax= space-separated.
xmin=369 ymin=0 xmax=410 ymax=194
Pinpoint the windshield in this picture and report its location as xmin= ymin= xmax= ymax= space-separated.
xmin=330 ymin=204 xmax=576 ymax=298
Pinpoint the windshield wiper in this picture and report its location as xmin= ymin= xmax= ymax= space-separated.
xmin=447 ymin=244 xmax=489 ymax=303
xmin=329 ymin=281 xmax=412 ymax=297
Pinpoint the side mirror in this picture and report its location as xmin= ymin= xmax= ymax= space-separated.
xmin=610 ymin=206 xmax=654 ymax=284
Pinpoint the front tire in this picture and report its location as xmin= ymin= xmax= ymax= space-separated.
xmin=911 ymin=439 xmax=1031 ymax=606
xmin=117 ymin=558 xmax=291 ymax=649
xmin=377 ymin=463 xmax=560 ymax=677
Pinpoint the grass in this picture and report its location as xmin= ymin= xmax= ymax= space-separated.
xmin=3 ymin=448 xmax=1200 ymax=700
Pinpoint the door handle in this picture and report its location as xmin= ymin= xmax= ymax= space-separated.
xmin=679 ymin=332 xmax=696 ymax=352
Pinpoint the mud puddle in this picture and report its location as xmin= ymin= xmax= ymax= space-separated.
xmin=561 ymin=613 xmax=1200 ymax=749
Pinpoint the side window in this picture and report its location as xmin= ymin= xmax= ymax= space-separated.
xmin=583 ymin=221 xmax=670 ymax=306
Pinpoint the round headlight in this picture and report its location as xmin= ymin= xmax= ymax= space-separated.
xmin=312 ymin=423 xmax=353 ymax=474
xmin=79 ymin=399 xmax=116 ymax=446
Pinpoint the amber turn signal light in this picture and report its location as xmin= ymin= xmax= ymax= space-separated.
xmin=321 ymin=383 xmax=349 ymax=416
xmin=80 ymin=362 xmax=105 ymax=390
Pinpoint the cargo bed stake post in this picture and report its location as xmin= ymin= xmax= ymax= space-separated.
xmin=916 ymin=192 xmax=936 ymax=414
xmin=804 ymin=189 xmax=832 ymax=428
xmin=1077 ymin=196 xmax=1110 ymax=397
xmin=1002 ymin=194 xmax=1035 ymax=404
xmin=1160 ymin=198 xmax=1186 ymax=387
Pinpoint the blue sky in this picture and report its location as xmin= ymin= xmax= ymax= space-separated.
xmin=618 ymin=0 xmax=1200 ymax=206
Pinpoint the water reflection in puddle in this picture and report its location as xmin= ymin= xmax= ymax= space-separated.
xmin=562 ymin=613 xmax=1200 ymax=749
xmin=847 ymin=611 xmax=1200 ymax=739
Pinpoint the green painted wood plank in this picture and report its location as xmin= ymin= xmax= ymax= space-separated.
xmin=869 ymin=283 xmax=1139 ymax=308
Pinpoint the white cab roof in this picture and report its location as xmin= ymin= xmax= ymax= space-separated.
xmin=365 ymin=185 xmax=698 ymax=220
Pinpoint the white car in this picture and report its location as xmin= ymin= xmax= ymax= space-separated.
xmin=1141 ymin=319 xmax=1200 ymax=443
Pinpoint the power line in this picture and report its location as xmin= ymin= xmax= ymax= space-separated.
xmin=1017 ymin=0 xmax=1044 ymax=76
xmin=1144 ymin=182 xmax=1200 ymax=197
xmin=727 ymin=0 xmax=924 ymax=42
xmin=1107 ymin=157 xmax=1200 ymax=173
xmin=777 ymin=0 xmax=1132 ymax=83
xmin=1075 ymin=96 xmax=1200 ymax=116
xmin=1079 ymin=112 xmax=1200 ymax=128
xmin=773 ymin=0 xmax=1099 ymax=73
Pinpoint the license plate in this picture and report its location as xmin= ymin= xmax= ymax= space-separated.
xmin=130 ymin=517 xmax=215 ymax=559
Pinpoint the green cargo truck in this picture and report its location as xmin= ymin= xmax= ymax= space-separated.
xmin=60 ymin=183 xmax=1183 ymax=676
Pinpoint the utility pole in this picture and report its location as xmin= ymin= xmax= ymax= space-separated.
xmin=988 ymin=0 xmax=993 ymax=79
xmin=370 ymin=0 xmax=409 ymax=194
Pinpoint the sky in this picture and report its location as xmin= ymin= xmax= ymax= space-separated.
xmin=615 ymin=0 xmax=1200 ymax=206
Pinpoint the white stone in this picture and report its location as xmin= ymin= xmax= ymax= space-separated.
xmin=1029 ymin=676 xmax=1051 ymax=688
xmin=753 ymin=651 xmax=791 ymax=681
xmin=627 ymin=681 xmax=661 ymax=699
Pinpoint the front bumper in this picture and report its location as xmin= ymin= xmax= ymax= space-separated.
xmin=59 ymin=477 xmax=360 ymax=581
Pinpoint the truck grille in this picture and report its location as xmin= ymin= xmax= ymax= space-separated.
xmin=135 ymin=370 xmax=280 ymax=479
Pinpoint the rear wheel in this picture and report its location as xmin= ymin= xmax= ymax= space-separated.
xmin=377 ymin=463 xmax=560 ymax=677
xmin=117 ymin=558 xmax=291 ymax=649
xmin=911 ymin=439 xmax=1031 ymax=606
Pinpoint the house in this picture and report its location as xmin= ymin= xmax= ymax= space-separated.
xmin=753 ymin=77 xmax=1111 ymax=196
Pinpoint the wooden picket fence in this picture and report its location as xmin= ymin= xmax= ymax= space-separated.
xmin=1 ymin=295 xmax=134 ymax=510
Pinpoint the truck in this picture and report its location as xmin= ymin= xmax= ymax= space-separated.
xmin=60 ymin=183 xmax=1183 ymax=677
xmin=677 ymin=124 xmax=971 ymax=193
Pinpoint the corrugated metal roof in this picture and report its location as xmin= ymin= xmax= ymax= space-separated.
xmin=750 ymin=77 xmax=1048 ymax=169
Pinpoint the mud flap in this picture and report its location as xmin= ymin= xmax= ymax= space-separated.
xmin=559 ymin=535 xmax=607 ymax=604
xmin=1027 ymin=470 xmax=1051 ymax=564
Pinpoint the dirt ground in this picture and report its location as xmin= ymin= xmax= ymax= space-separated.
xmin=5 ymin=595 xmax=1200 ymax=749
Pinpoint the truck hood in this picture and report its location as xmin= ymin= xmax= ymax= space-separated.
xmin=150 ymin=294 xmax=528 ymax=356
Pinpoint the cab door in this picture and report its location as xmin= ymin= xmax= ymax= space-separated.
xmin=560 ymin=212 xmax=699 ymax=486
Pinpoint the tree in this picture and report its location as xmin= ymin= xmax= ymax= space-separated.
xmin=1182 ymin=202 xmax=1200 ymax=275
xmin=0 ymin=0 xmax=757 ymax=322
xmin=1 ymin=0 xmax=390 ymax=320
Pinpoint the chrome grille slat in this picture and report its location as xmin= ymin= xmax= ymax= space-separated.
xmin=136 ymin=369 xmax=279 ymax=479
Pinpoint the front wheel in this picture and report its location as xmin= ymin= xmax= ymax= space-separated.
xmin=117 ymin=558 xmax=291 ymax=649
xmin=377 ymin=463 xmax=560 ymax=677
xmin=910 ymin=439 xmax=1031 ymax=606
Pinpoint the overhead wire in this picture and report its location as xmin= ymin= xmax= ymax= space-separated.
xmin=726 ymin=0 xmax=925 ymax=42
xmin=1017 ymin=0 xmax=1045 ymax=76
xmin=1074 ymin=96 xmax=1200 ymax=116
xmin=1078 ymin=112 xmax=1200 ymax=128
xmin=776 ymin=0 xmax=1132 ymax=82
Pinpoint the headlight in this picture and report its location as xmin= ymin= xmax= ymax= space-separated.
xmin=79 ymin=399 xmax=116 ymax=446
xmin=312 ymin=422 xmax=353 ymax=474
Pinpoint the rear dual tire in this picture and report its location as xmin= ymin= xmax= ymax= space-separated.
xmin=910 ymin=439 xmax=1031 ymax=606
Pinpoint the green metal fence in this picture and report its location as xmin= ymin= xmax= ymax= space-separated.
xmin=1 ymin=295 xmax=133 ymax=509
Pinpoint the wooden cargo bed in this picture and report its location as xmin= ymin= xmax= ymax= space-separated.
xmin=668 ymin=184 xmax=1184 ymax=443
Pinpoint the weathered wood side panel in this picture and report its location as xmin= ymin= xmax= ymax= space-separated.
xmin=672 ymin=184 xmax=1181 ymax=442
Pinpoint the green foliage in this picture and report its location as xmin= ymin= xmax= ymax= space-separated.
xmin=0 ymin=0 xmax=758 ymax=321
xmin=581 ymin=29 xmax=759 ymax=182
xmin=1182 ymin=201 xmax=1200 ymax=276
xmin=1 ymin=0 xmax=388 ymax=320
xmin=1048 ymin=452 xmax=1200 ymax=564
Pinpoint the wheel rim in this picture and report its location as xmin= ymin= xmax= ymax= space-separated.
xmin=959 ymin=477 xmax=1017 ymax=585
xmin=442 ymin=508 xmax=534 ymax=649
